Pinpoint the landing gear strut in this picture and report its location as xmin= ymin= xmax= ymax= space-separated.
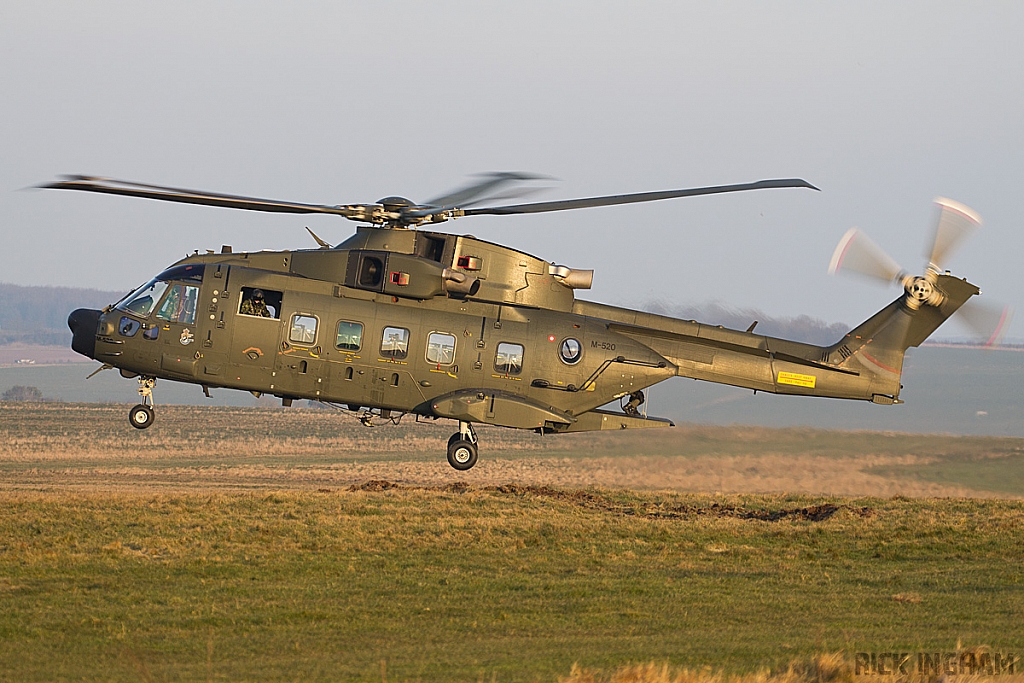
xmin=446 ymin=421 xmax=478 ymax=471
xmin=622 ymin=390 xmax=645 ymax=417
xmin=128 ymin=377 xmax=156 ymax=430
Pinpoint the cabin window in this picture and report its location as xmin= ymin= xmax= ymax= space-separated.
xmin=289 ymin=314 xmax=318 ymax=345
xmin=380 ymin=326 xmax=410 ymax=360
xmin=495 ymin=342 xmax=524 ymax=375
xmin=155 ymin=284 xmax=199 ymax=325
xmin=238 ymin=287 xmax=282 ymax=319
xmin=426 ymin=332 xmax=456 ymax=365
xmin=559 ymin=337 xmax=583 ymax=365
xmin=336 ymin=321 xmax=363 ymax=351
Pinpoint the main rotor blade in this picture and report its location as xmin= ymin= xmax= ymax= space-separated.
xmin=421 ymin=172 xmax=550 ymax=210
xmin=828 ymin=228 xmax=905 ymax=284
xmin=460 ymin=178 xmax=819 ymax=216
xmin=457 ymin=185 xmax=550 ymax=209
xmin=956 ymin=300 xmax=1013 ymax=347
xmin=926 ymin=197 xmax=981 ymax=270
xmin=41 ymin=175 xmax=365 ymax=218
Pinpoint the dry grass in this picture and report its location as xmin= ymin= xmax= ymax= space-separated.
xmin=561 ymin=654 xmax=854 ymax=683
xmin=560 ymin=653 xmax=1024 ymax=683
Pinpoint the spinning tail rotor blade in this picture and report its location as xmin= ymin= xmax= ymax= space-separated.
xmin=927 ymin=197 xmax=981 ymax=270
xmin=828 ymin=228 xmax=905 ymax=284
xmin=956 ymin=300 xmax=1013 ymax=347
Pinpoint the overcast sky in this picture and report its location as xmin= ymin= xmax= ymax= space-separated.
xmin=2 ymin=1 xmax=1022 ymax=340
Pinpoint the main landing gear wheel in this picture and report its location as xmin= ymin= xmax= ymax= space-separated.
xmin=447 ymin=438 xmax=478 ymax=471
xmin=446 ymin=420 xmax=479 ymax=471
xmin=128 ymin=404 xmax=154 ymax=430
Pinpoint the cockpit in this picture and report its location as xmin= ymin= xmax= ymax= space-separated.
xmin=115 ymin=264 xmax=204 ymax=325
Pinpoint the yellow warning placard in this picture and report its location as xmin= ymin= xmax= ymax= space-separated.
xmin=778 ymin=371 xmax=816 ymax=388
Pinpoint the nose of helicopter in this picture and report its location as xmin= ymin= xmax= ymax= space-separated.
xmin=68 ymin=308 xmax=101 ymax=359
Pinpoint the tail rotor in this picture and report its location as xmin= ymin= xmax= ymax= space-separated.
xmin=828 ymin=197 xmax=1012 ymax=345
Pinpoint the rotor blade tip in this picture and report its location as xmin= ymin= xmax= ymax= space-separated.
xmin=934 ymin=196 xmax=982 ymax=226
xmin=985 ymin=306 xmax=1013 ymax=347
xmin=794 ymin=179 xmax=820 ymax=191
xmin=828 ymin=227 xmax=859 ymax=275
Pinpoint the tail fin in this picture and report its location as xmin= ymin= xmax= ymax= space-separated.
xmin=826 ymin=274 xmax=979 ymax=399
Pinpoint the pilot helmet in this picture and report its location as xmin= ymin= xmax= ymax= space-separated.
xmin=253 ymin=289 xmax=265 ymax=302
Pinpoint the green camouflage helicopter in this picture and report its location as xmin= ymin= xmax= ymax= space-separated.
xmin=51 ymin=173 xmax=1008 ymax=470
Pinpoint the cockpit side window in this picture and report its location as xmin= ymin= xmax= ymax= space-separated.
xmin=155 ymin=284 xmax=200 ymax=325
xmin=117 ymin=280 xmax=170 ymax=318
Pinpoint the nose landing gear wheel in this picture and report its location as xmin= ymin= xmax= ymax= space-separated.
xmin=446 ymin=438 xmax=478 ymax=471
xmin=129 ymin=404 xmax=154 ymax=430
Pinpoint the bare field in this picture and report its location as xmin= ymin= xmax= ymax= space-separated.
xmin=0 ymin=343 xmax=84 ymax=366
xmin=1 ymin=402 xmax=1022 ymax=497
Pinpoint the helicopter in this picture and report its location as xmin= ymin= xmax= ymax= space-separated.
xmin=50 ymin=172 xmax=1009 ymax=470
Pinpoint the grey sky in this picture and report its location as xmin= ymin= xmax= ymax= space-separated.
xmin=2 ymin=1 xmax=1022 ymax=339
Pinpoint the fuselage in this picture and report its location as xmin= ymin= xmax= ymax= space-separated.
xmin=69 ymin=226 xmax=977 ymax=433
xmin=75 ymin=257 xmax=671 ymax=419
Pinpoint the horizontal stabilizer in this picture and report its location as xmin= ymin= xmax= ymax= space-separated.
xmin=552 ymin=409 xmax=674 ymax=433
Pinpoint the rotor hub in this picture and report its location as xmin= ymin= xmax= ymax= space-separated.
xmin=376 ymin=196 xmax=415 ymax=210
xmin=902 ymin=275 xmax=944 ymax=309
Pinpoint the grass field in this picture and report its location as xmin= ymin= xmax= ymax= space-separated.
xmin=1 ymin=403 xmax=1023 ymax=681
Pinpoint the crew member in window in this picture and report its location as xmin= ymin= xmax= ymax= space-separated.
xmin=240 ymin=289 xmax=271 ymax=318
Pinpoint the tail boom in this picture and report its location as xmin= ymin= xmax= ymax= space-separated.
xmin=576 ymin=273 xmax=979 ymax=405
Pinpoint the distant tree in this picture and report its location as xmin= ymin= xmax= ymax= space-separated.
xmin=2 ymin=385 xmax=44 ymax=401
xmin=642 ymin=300 xmax=849 ymax=346
xmin=0 ymin=282 xmax=124 ymax=345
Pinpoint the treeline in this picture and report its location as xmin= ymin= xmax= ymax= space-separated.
xmin=0 ymin=283 xmax=122 ymax=345
xmin=642 ymin=300 xmax=849 ymax=346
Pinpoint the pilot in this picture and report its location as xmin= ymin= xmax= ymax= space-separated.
xmin=240 ymin=289 xmax=272 ymax=318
